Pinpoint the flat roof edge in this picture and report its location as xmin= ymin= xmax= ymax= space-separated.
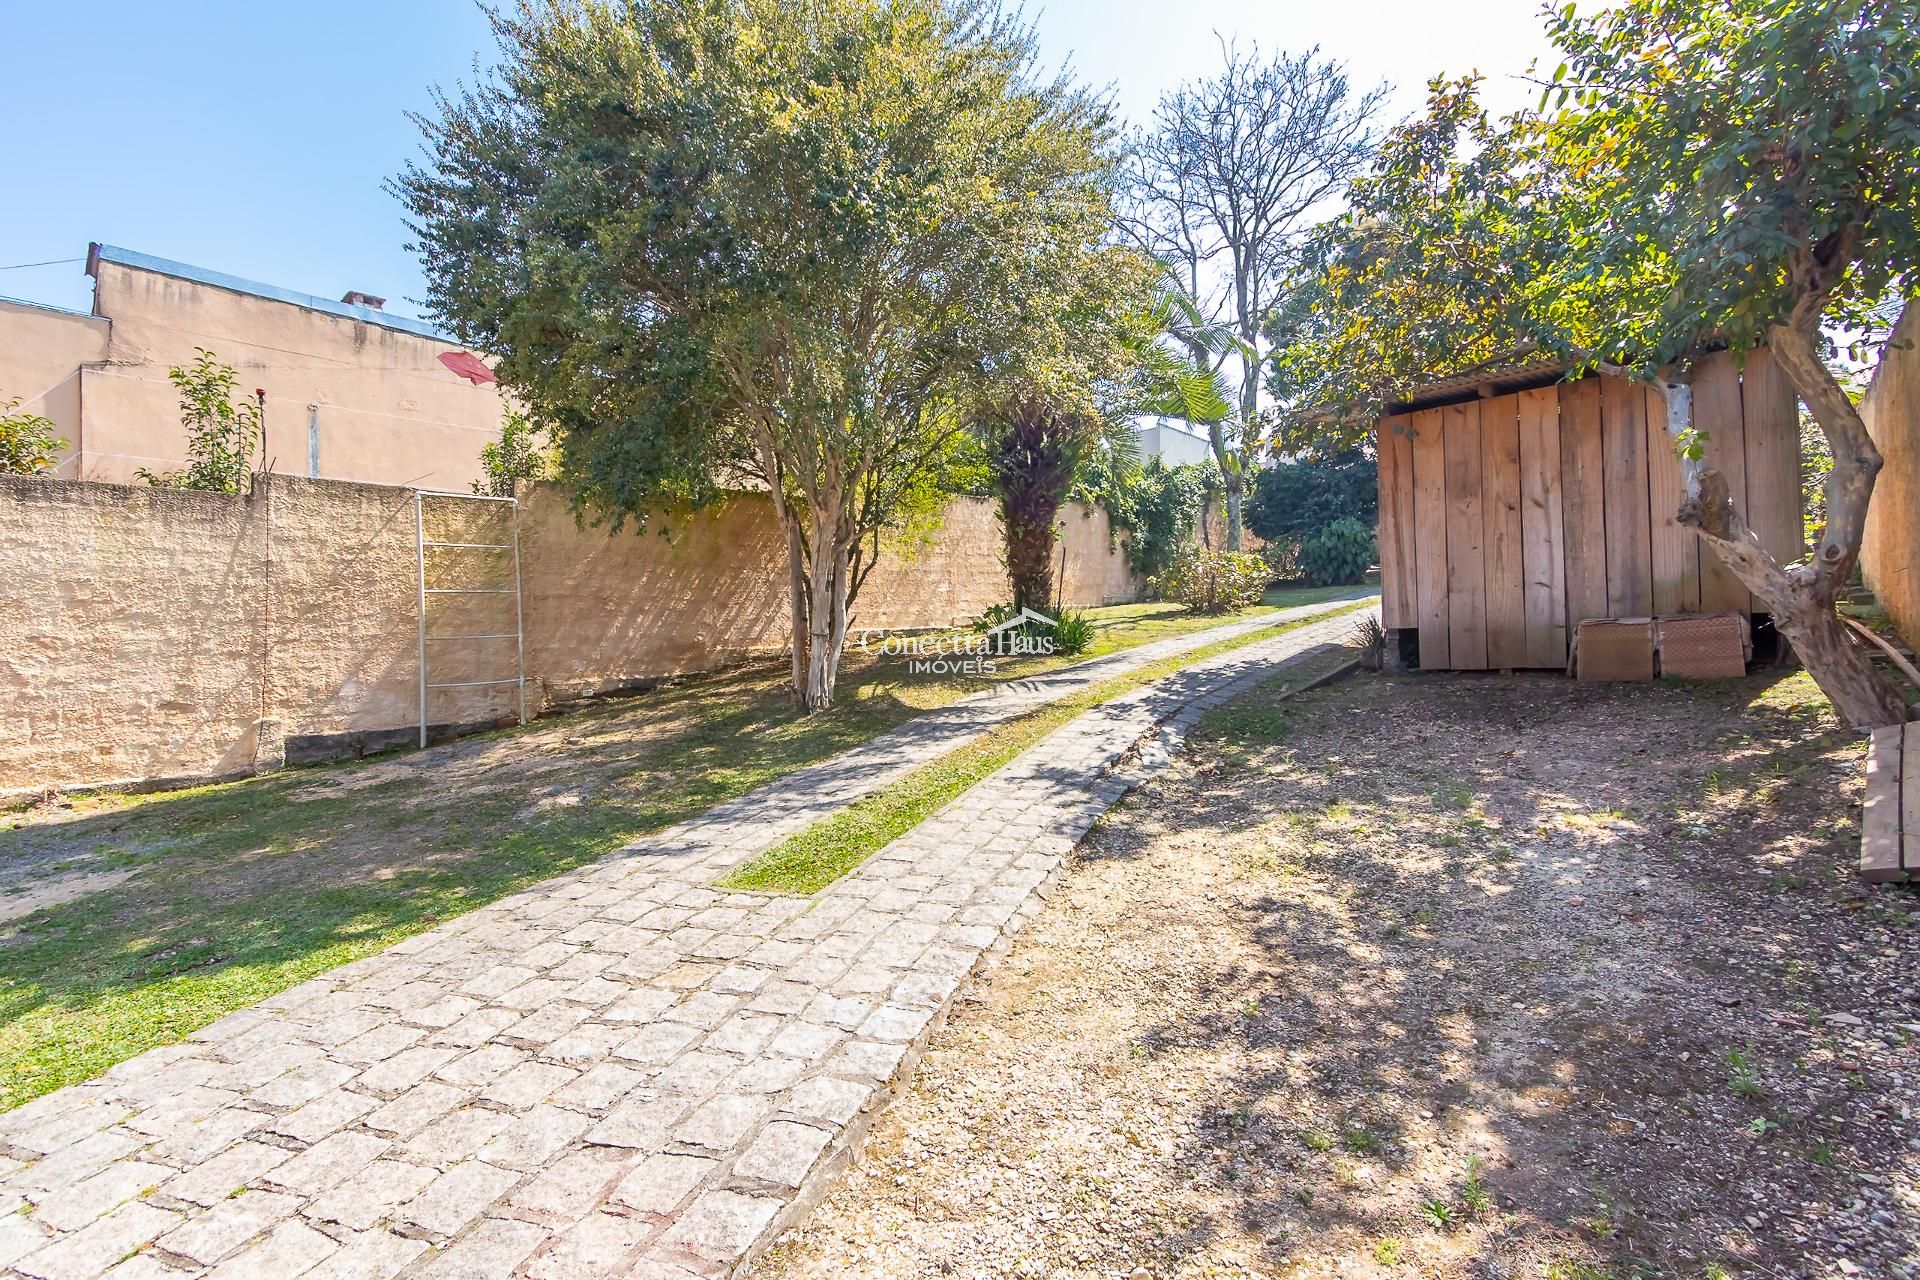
xmin=88 ymin=243 xmax=459 ymax=344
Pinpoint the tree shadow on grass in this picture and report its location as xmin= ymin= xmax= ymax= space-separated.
xmin=1088 ymin=667 xmax=1912 ymax=1278
xmin=0 ymin=653 xmax=973 ymax=1109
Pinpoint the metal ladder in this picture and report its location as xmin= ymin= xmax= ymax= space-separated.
xmin=414 ymin=489 xmax=526 ymax=748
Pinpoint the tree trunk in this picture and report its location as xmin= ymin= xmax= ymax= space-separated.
xmin=1002 ymin=498 xmax=1059 ymax=615
xmin=1205 ymin=421 xmax=1244 ymax=551
xmin=1657 ymin=315 xmax=1909 ymax=730
xmin=777 ymin=495 xmax=854 ymax=714
xmin=992 ymin=402 xmax=1077 ymax=614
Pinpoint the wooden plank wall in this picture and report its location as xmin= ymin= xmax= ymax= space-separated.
xmin=1516 ymin=388 xmax=1566 ymax=666
xmin=1377 ymin=415 xmax=1417 ymax=628
xmin=1375 ymin=349 xmax=1802 ymax=669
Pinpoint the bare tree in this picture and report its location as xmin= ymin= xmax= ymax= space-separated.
xmin=1126 ymin=43 xmax=1386 ymax=549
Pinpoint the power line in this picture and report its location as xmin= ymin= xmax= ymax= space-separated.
xmin=0 ymin=257 xmax=83 ymax=272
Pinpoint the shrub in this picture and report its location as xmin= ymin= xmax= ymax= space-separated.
xmin=1050 ymin=608 xmax=1094 ymax=656
xmin=1300 ymin=517 xmax=1376 ymax=586
xmin=1258 ymin=536 xmax=1303 ymax=583
xmin=136 ymin=348 xmax=259 ymax=492
xmin=1246 ymin=446 xmax=1377 ymax=542
xmin=1153 ymin=548 xmax=1268 ymax=614
xmin=0 ymin=397 xmax=67 ymax=475
xmin=474 ymin=408 xmax=551 ymax=497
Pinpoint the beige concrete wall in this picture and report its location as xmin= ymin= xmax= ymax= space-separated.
xmin=0 ymin=476 xmax=267 ymax=790
xmin=75 ymin=261 xmax=505 ymax=490
xmin=1863 ymin=302 xmax=1920 ymax=648
xmin=0 ymin=474 xmax=1142 ymax=795
xmin=0 ymin=299 xmax=111 ymax=475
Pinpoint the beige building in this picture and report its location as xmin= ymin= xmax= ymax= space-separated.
xmin=0 ymin=244 xmax=505 ymax=489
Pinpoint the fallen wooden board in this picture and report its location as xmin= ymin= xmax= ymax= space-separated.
xmin=1863 ymin=725 xmax=1904 ymax=883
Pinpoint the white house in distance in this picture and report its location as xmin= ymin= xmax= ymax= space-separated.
xmin=1133 ymin=417 xmax=1214 ymax=467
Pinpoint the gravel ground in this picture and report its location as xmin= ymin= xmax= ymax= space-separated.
xmin=755 ymin=668 xmax=1919 ymax=1280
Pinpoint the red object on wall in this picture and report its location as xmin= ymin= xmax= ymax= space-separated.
xmin=438 ymin=351 xmax=496 ymax=385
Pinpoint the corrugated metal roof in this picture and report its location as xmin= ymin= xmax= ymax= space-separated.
xmin=86 ymin=243 xmax=460 ymax=344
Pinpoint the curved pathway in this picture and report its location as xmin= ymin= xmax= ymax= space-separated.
xmin=0 ymin=598 xmax=1374 ymax=1280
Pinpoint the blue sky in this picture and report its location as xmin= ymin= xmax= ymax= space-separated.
xmin=0 ymin=0 xmax=1555 ymax=322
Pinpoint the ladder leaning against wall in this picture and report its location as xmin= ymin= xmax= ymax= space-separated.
xmin=414 ymin=489 xmax=527 ymax=749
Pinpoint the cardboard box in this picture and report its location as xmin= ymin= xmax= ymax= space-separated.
xmin=1574 ymin=618 xmax=1655 ymax=681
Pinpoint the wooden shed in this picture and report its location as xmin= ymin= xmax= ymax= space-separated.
xmin=1376 ymin=348 xmax=1804 ymax=670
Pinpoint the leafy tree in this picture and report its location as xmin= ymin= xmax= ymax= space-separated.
xmin=0 ymin=397 xmax=67 ymax=475
xmin=473 ymin=408 xmax=551 ymax=498
xmin=1126 ymin=44 xmax=1385 ymax=549
xmin=1245 ymin=446 xmax=1377 ymax=543
xmin=1281 ymin=4 xmax=1920 ymax=727
xmin=1270 ymin=76 xmax=1542 ymax=439
xmin=137 ymin=348 xmax=260 ymax=493
xmin=1531 ymin=0 xmax=1920 ymax=727
xmin=399 ymin=0 xmax=1121 ymax=710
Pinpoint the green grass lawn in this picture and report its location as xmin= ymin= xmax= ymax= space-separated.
xmin=721 ymin=599 xmax=1374 ymax=895
xmin=0 ymin=584 xmax=1372 ymax=1111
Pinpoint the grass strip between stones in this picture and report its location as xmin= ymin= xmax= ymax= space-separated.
xmin=718 ymin=600 xmax=1375 ymax=896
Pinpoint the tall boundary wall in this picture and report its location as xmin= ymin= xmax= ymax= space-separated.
xmin=0 ymin=474 xmax=1141 ymax=795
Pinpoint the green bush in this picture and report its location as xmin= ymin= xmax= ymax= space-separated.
xmin=1050 ymin=608 xmax=1094 ymax=656
xmin=1152 ymin=548 xmax=1269 ymax=614
xmin=1246 ymin=446 xmax=1377 ymax=542
xmin=1299 ymin=517 xmax=1376 ymax=586
xmin=1258 ymin=536 xmax=1302 ymax=583
xmin=0 ymin=397 xmax=67 ymax=475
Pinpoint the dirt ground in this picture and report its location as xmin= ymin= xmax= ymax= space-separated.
xmin=757 ymin=669 xmax=1920 ymax=1280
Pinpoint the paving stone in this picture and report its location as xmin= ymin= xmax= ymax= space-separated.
xmin=433 ymin=1044 xmax=528 ymax=1089
xmin=393 ymin=1108 xmax=514 ymax=1169
xmin=608 ymin=1022 xmax=700 ymax=1067
xmin=787 ymin=1077 xmax=875 ymax=1133
xmin=12 ymin=1128 xmax=146 ymax=1193
xmin=475 ymin=1105 xmax=590 ymax=1172
xmin=414 ymin=1215 xmax=545 ymax=1278
xmin=479 ymin=1061 xmax=578 ymax=1113
xmin=95 ymin=1255 xmax=185 ymax=1279
xmin=733 ymin=1120 xmax=834 ymax=1189
xmin=505 ymin=1147 xmax=631 ymax=1223
xmin=250 ymin=1059 xmax=358 ymax=1110
xmin=29 ymin=1159 xmax=174 ymax=1234
xmin=299 ymin=1229 xmax=427 ymax=1280
xmin=523 ymin=1209 xmax=656 ymax=1280
xmin=648 ymin=1051 xmax=741 ymax=1098
xmin=547 ymin=1062 xmax=645 ymax=1116
xmin=356 ymin=1046 xmax=461 ymax=1097
xmin=537 ymin=1024 xmax=628 ymax=1069
xmin=584 ymin=1097 xmax=688 ymax=1151
xmin=657 ymin=1189 xmax=781 ymax=1264
xmin=204 ymin=1217 xmax=338 ymax=1278
xmin=674 ymin=1096 xmax=770 ymax=1154
xmin=15 ymin=1202 xmax=183 ymax=1280
xmin=362 ymin=1081 xmax=466 ymax=1139
xmin=154 ymin=1189 xmax=299 ymax=1266
xmin=333 ymin=1023 xmax=424 ymax=1066
xmin=607 ymin=1153 xmax=717 ymax=1218
xmin=267 ymin=1088 xmax=378 ymax=1147
xmin=0 ymin=1213 xmax=53 ymax=1273
xmin=156 ymin=1139 xmax=290 ymax=1208
xmin=431 ymin=1007 xmax=522 ymax=1049
xmin=303 ymin=1159 xmax=438 ymax=1231
xmin=396 ymin=1160 xmax=521 ymax=1240
xmin=262 ymin=1130 xmax=391 ymax=1196
xmin=726 ymin=1055 xmax=808 ymax=1096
